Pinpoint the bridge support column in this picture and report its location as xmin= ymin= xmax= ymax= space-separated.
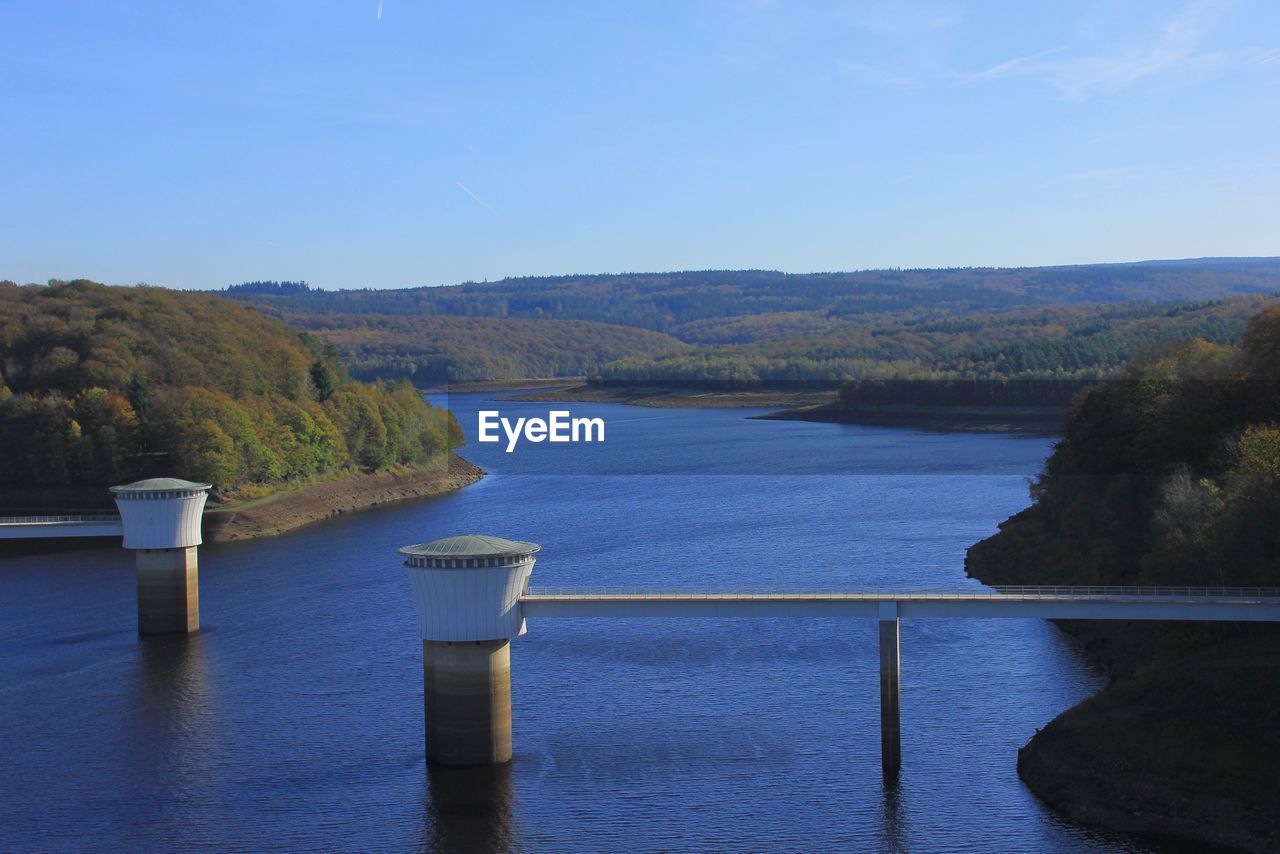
xmin=424 ymin=639 xmax=513 ymax=765
xmin=136 ymin=547 xmax=199 ymax=634
xmin=879 ymin=601 xmax=901 ymax=776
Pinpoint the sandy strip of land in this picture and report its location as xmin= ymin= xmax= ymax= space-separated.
xmin=507 ymin=384 xmax=836 ymax=409
xmin=202 ymin=453 xmax=484 ymax=542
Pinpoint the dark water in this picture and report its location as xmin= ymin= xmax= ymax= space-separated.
xmin=0 ymin=394 xmax=1149 ymax=852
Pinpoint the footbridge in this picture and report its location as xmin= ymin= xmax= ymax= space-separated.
xmin=518 ymin=585 xmax=1280 ymax=773
xmin=0 ymin=513 xmax=123 ymax=539
xmin=519 ymin=585 xmax=1280 ymax=621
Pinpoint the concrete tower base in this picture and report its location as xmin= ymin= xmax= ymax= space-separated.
xmin=136 ymin=547 xmax=199 ymax=634
xmin=423 ymin=639 xmax=513 ymax=766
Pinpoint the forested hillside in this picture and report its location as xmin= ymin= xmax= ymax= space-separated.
xmin=0 ymin=280 xmax=462 ymax=505
xmin=224 ymin=259 xmax=1280 ymax=386
xmin=969 ymin=307 xmax=1280 ymax=587
xmin=227 ymin=259 xmax=1280 ymax=342
xmin=253 ymin=312 xmax=691 ymax=383
xmin=964 ymin=306 xmax=1280 ymax=847
xmin=597 ymin=296 xmax=1268 ymax=390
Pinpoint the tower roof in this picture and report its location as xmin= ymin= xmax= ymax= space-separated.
xmin=110 ymin=477 xmax=211 ymax=494
xmin=398 ymin=534 xmax=541 ymax=559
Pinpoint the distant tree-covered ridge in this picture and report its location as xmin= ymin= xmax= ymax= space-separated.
xmin=252 ymin=313 xmax=692 ymax=383
xmin=222 ymin=260 xmax=1280 ymax=387
xmin=595 ymin=296 xmax=1270 ymax=392
xmin=0 ymin=280 xmax=461 ymax=504
xmin=224 ymin=259 xmax=1280 ymax=343
xmin=226 ymin=280 xmax=313 ymax=295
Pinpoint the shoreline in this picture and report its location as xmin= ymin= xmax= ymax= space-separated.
xmin=421 ymin=377 xmax=583 ymax=394
xmin=756 ymin=402 xmax=1068 ymax=434
xmin=202 ymin=453 xmax=484 ymax=543
xmin=504 ymin=383 xmax=835 ymax=409
xmin=965 ymin=519 xmax=1280 ymax=852
xmin=509 ymin=383 xmax=1068 ymax=433
xmin=1010 ymin=630 xmax=1280 ymax=852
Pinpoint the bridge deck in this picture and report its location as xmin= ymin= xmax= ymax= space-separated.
xmin=0 ymin=515 xmax=124 ymax=539
xmin=520 ymin=586 xmax=1280 ymax=621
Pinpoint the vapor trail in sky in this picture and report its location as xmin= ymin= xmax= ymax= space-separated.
xmin=456 ymin=181 xmax=494 ymax=212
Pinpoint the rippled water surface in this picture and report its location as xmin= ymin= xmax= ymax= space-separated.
xmin=0 ymin=394 xmax=1151 ymax=851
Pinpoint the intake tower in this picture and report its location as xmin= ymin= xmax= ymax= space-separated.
xmin=399 ymin=534 xmax=540 ymax=766
xmin=110 ymin=477 xmax=210 ymax=634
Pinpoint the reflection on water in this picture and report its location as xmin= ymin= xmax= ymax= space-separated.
xmin=423 ymin=764 xmax=520 ymax=854
xmin=879 ymin=776 xmax=909 ymax=853
xmin=135 ymin=633 xmax=211 ymax=726
xmin=129 ymin=634 xmax=216 ymax=804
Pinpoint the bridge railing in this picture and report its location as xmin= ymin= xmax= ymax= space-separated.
xmin=522 ymin=585 xmax=1280 ymax=600
xmin=990 ymin=584 xmax=1280 ymax=599
xmin=0 ymin=514 xmax=122 ymax=524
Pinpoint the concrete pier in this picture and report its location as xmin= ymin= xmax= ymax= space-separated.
xmin=111 ymin=478 xmax=211 ymax=636
xmin=423 ymin=640 xmax=514 ymax=765
xmin=878 ymin=604 xmax=902 ymax=775
xmin=399 ymin=534 xmax=539 ymax=766
xmin=136 ymin=547 xmax=199 ymax=634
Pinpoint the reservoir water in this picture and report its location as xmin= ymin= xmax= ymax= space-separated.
xmin=0 ymin=394 xmax=1148 ymax=851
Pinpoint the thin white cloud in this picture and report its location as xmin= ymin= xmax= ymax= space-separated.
xmin=963 ymin=48 xmax=1066 ymax=82
xmin=961 ymin=1 xmax=1240 ymax=99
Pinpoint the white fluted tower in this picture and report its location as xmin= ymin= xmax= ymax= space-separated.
xmin=110 ymin=477 xmax=211 ymax=634
xmin=399 ymin=534 xmax=540 ymax=766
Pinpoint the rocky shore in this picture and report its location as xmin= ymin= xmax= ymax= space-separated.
xmin=966 ymin=517 xmax=1280 ymax=852
xmin=1013 ymin=633 xmax=1280 ymax=853
xmin=202 ymin=453 xmax=484 ymax=542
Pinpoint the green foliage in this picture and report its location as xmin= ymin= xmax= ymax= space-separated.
xmin=0 ymin=280 xmax=461 ymax=501
xmin=125 ymin=372 xmax=152 ymax=418
xmin=967 ymin=308 xmax=1280 ymax=835
xmin=970 ymin=305 xmax=1280 ymax=592
xmin=309 ymin=360 xmax=337 ymax=402
xmin=598 ymin=297 xmax=1266 ymax=391
xmin=227 ymin=280 xmax=312 ymax=295
xmin=270 ymin=313 xmax=691 ymax=383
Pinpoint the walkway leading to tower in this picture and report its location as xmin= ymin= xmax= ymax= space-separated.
xmin=520 ymin=585 xmax=1280 ymax=621
xmin=518 ymin=584 xmax=1280 ymax=774
xmin=0 ymin=514 xmax=124 ymax=539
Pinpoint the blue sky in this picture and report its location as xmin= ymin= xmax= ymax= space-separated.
xmin=2 ymin=1 xmax=1277 ymax=290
